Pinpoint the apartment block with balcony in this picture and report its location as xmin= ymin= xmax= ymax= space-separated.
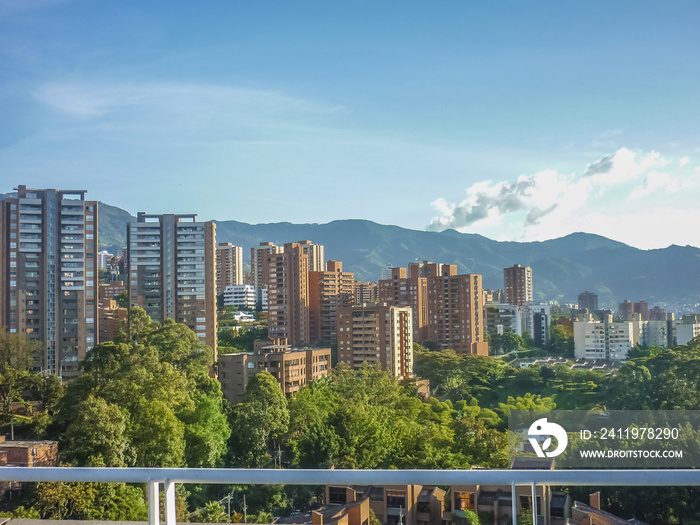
xmin=216 ymin=242 xmax=243 ymax=295
xmin=222 ymin=284 xmax=256 ymax=310
xmin=336 ymin=303 xmax=413 ymax=380
xmin=127 ymin=213 xmax=217 ymax=356
xmin=573 ymin=314 xmax=638 ymax=361
xmin=0 ymin=186 xmax=98 ymax=379
xmin=353 ymin=281 xmax=378 ymax=305
xmin=309 ymin=260 xmax=355 ymax=344
xmin=217 ymin=337 xmax=331 ymax=404
xmin=380 ymin=263 xmax=487 ymax=355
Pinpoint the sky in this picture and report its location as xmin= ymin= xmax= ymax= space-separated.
xmin=1 ymin=1 xmax=700 ymax=249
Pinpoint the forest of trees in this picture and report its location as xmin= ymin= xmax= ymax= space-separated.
xmin=1 ymin=311 xmax=700 ymax=523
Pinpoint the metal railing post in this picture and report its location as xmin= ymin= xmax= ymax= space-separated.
xmin=165 ymin=480 xmax=177 ymax=525
xmin=511 ymin=482 xmax=517 ymax=525
xmin=531 ymin=482 xmax=537 ymax=525
xmin=148 ymin=481 xmax=159 ymax=525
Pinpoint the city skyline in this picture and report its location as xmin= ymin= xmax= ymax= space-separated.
xmin=2 ymin=1 xmax=700 ymax=249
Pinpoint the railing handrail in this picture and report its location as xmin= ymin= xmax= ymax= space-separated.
xmin=0 ymin=466 xmax=699 ymax=486
xmin=3 ymin=467 xmax=699 ymax=525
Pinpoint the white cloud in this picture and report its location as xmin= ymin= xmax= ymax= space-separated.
xmin=33 ymin=82 xmax=346 ymax=138
xmin=680 ymin=156 xmax=690 ymax=167
xmin=428 ymin=147 xmax=698 ymax=248
xmin=628 ymin=171 xmax=693 ymax=200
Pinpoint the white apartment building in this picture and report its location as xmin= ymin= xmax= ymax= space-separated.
xmin=574 ymin=315 xmax=636 ymax=361
xmin=98 ymin=250 xmax=113 ymax=270
xmin=675 ymin=322 xmax=700 ymax=346
xmin=223 ymin=284 xmax=256 ymax=310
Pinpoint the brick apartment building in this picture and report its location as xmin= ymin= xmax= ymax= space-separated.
xmin=309 ymin=260 xmax=355 ymax=344
xmin=504 ymin=264 xmax=532 ymax=307
xmin=218 ymin=337 xmax=331 ymax=404
xmin=336 ymin=303 xmax=413 ymax=380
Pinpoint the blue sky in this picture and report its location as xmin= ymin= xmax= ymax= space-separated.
xmin=1 ymin=0 xmax=699 ymax=248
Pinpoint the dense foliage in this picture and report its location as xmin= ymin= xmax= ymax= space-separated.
xmin=4 ymin=318 xmax=700 ymax=524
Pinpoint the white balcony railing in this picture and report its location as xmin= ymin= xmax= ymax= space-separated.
xmin=0 ymin=467 xmax=699 ymax=525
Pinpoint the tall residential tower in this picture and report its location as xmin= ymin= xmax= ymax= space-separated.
xmin=504 ymin=264 xmax=533 ymax=307
xmin=0 ymin=186 xmax=98 ymax=379
xmin=216 ymin=242 xmax=243 ymax=295
xmin=127 ymin=213 xmax=217 ymax=355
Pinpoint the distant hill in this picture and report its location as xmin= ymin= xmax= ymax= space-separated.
xmin=98 ymin=202 xmax=135 ymax=252
xmin=1 ymin=194 xmax=697 ymax=311
xmin=213 ymin=219 xmax=700 ymax=312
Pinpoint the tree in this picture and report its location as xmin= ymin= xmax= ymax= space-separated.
xmin=115 ymin=290 xmax=129 ymax=308
xmin=199 ymin=501 xmax=228 ymax=523
xmin=229 ymin=371 xmax=289 ymax=467
xmin=35 ymin=480 xmax=147 ymax=521
xmin=62 ymin=395 xmax=128 ymax=467
xmin=56 ymin=308 xmax=229 ymax=469
xmin=0 ymin=328 xmax=41 ymax=417
xmin=498 ymin=393 xmax=556 ymax=417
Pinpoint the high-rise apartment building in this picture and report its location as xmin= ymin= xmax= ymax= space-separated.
xmin=309 ymin=260 xmax=354 ymax=344
xmin=426 ymin=267 xmax=488 ymax=355
xmin=0 ymin=186 xmax=98 ymax=378
xmin=336 ymin=303 xmax=413 ymax=380
xmin=504 ymin=264 xmax=533 ymax=307
xmin=297 ymin=240 xmax=325 ymax=272
xmin=378 ymin=267 xmax=428 ymax=341
xmin=251 ymin=242 xmax=282 ymax=309
xmin=634 ymin=300 xmax=649 ymax=321
xmin=127 ymin=213 xmax=217 ymax=355
xmin=263 ymin=242 xmax=311 ymax=346
xmin=216 ymin=242 xmax=243 ymax=295
xmin=577 ymin=291 xmax=598 ymax=312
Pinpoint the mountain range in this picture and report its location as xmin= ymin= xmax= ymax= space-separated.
xmin=97 ymin=203 xmax=700 ymax=313
xmin=2 ymin=193 xmax=698 ymax=312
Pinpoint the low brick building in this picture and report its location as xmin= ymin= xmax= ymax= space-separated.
xmin=218 ymin=337 xmax=331 ymax=404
